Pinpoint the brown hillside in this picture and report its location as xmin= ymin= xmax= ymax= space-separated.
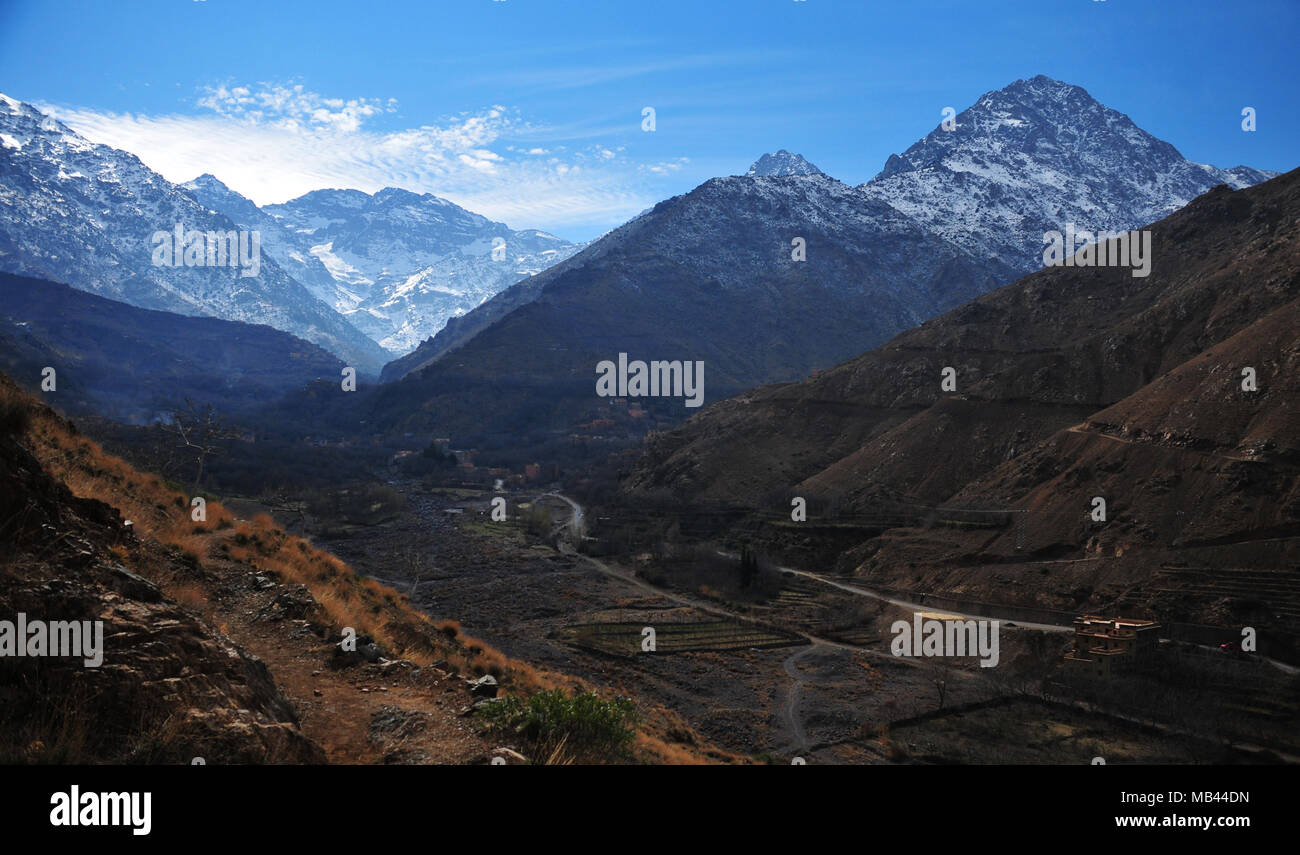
xmin=628 ymin=169 xmax=1299 ymax=508
xmin=622 ymin=168 xmax=1300 ymax=635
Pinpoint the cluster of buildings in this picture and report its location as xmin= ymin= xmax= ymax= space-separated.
xmin=573 ymin=397 xmax=651 ymax=439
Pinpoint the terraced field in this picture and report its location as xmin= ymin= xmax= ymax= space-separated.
xmin=559 ymin=619 xmax=806 ymax=656
xmin=1150 ymin=565 xmax=1300 ymax=626
xmin=763 ymin=574 xmax=825 ymax=621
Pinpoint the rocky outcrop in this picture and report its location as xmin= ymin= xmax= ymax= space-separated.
xmin=0 ymin=397 xmax=324 ymax=764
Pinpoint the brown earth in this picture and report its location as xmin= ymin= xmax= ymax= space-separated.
xmin=622 ymin=168 xmax=1300 ymax=636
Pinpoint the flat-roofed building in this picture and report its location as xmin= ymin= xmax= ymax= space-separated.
xmin=1064 ymin=615 xmax=1160 ymax=678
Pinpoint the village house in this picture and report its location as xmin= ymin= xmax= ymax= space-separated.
xmin=1064 ymin=615 xmax=1160 ymax=678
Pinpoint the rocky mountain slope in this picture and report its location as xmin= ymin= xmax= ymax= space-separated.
xmin=373 ymin=76 xmax=1274 ymax=449
xmin=0 ymin=379 xmax=324 ymax=763
xmin=623 ymin=168 xmax=1300 ymax=635
xmin=0 ymin=95 xmax=387 ymax=373
xmin=861 ymin=75 xmax=1278 ymax=271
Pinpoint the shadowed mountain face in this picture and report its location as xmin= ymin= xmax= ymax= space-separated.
xmin=622 ymin=168 xmax=1300 ymax=632
xmin=0 ymin=96 xmax=387 ymax=373
xmin=364 ymin=171 xmax=1017 ymax=438
xmin=0 ymin=271 xmax=343 ymax=423
xmin=370 ymin=76 xmax=1273 ymax=449
xmin=379 ymin=169 xmax=1012 ymax=386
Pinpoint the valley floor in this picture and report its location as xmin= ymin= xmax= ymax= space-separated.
xmin=297 ymin=480 xmax=1298 ymax=764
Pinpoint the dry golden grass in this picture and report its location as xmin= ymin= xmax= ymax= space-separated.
xmin=167 ymin=581 xmax=209 ymax=612
xmin=1 ymin=376 xmax=732 ymax=763
xmin=7 ymin=380 xmax=498 ymax=670
xmin=542 ymin=735 xmax=576 ymax=765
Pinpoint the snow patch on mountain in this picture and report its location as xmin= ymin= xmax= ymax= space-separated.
xmin=186 ymin=184 xmax=588 ymax=355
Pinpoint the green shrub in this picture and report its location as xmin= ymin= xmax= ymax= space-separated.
xmin=522 ymin=504 xmax=554 ymax=537
xmin=482 ymin=689 xmax=637 ymax=764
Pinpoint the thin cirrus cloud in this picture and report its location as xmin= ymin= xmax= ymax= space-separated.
xmin=40 ymin=83 xmax=671 ymax=237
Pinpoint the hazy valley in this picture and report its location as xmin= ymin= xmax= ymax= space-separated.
xmin=2 ymin=63 xmax=1297 ymax=774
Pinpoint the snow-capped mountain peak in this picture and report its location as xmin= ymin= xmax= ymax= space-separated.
xmin=861 ymin=74 xmax=1279 ymax=270
xmin=745 ymin=149 xmax=824 ymax=177
xmin=0 ymin=94 xmax=387 ymax=371
xmin=186 ymin=182 xmax=588 ymax=355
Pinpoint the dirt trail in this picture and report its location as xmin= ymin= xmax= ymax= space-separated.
xmin=175 ymin=530 xmax=494 ymax=765
xmin=781 ymin=644 xmax=820 ymax=754
xmin=1065 ymin=423 xmax=1261 ymax=463
xmin=547 ymin=495 xmax=999 ymax=757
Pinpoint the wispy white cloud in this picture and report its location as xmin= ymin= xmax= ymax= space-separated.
xmin=467 ymin=50 xmax=787 ymax=93
xmin=196 ymin=82 xmax=396 ymax=133
xmin=643 ymin=156 xmax=691 ymax=175
xmin=39 ymin=82 xmax=671 ymax=236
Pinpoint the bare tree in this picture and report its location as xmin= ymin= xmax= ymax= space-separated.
xmin=929 ymin=657 xmax=954 ymax=711
xmin=388 ymin=536 xmax=441 ymax=601
xmin=144 ymin=422 xmax=186 ymax=482
xmin=160 ymin=398 xmax=240 ymax=493
xmin=263 ymin=487 xmax=309 ymax=531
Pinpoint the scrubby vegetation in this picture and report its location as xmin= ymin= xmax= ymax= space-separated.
xmin=6 ymin=378 xmax=551 ymax=688
xmin=640 ymin=544 xmax=785 ymax=603
xmin=480 ymin=689 xmax=638 ymax=764
xmin=1 ymin=376 xmax=732 ymax=763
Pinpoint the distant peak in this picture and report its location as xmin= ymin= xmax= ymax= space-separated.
xmin=184 ymin=173 xmax=230 ymax=191
xmin=1018 ymin=73 xmax=1070 ymax=88
xmin=0 ymin=93 xmax=50 ymax=123
xmin=371 ymin=186 xmax=466 ymax=211
xmin=996 ymin=74 xmax=1094 ymax=104
xmin=373 ymin=186 xmax=422 ymax=201
xmin=746 ymin=150 xmax=823 ymax=177
xmin=869 ymin=75 xmax=1136 ymax=182
xmin=285 ymin=187 xmax=372 ymax=205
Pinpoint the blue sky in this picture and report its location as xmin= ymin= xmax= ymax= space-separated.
xmin=1 ymin=0 xmax=1295 ymax=240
